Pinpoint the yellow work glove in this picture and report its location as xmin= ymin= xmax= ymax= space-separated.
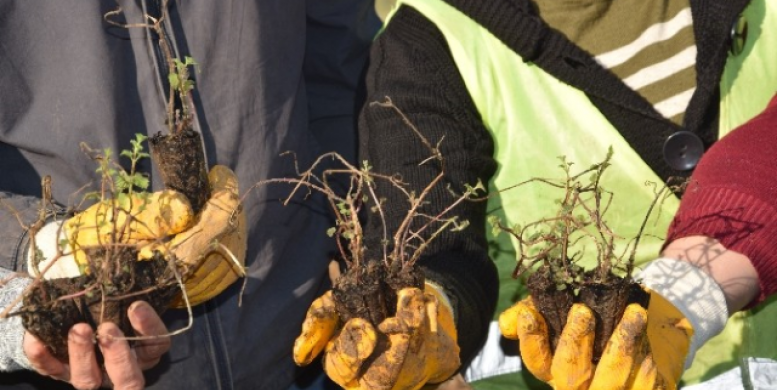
xmin=139 ymin=165 xmax=247 ymax=307
xmin=293 ymin=283 xmax=461 ymax=390
xmin=499 ymin=259 xmax=729 ymax=390
xmin=29 ymin=187 xmax=194 ymax=279
xmin=28 ymin=165 xmax=245 ymax=307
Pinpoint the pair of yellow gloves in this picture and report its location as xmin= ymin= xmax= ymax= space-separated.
xmin=293 ymin=285 xmax=694 ymax=390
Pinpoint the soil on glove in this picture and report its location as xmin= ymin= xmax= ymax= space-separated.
xmin=528 ymin=266 xmax=649 ymax=361
xmin=332 ymin=261 xmax=424 ymax=327
xmin=20 ymin=248 xmax=177 ymax=362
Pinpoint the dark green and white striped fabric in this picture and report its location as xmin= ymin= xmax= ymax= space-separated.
xmin=533 ymin=0 xmax=696 ymax=125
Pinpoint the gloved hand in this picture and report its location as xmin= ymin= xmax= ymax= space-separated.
xmin=499 ymin=293 xmax=689 ymax=389
xmin=31 ymin=165 xmax=246 ymax=307
xmin=139 ymin=165 xmax=247 ymax=307
xmin=30 ymin=186 xmax=195 ymax=279
xmin=293 ymin=283 xmax=461 ymax=390
xmin=499 ymin=259 xmax=728 ymax=390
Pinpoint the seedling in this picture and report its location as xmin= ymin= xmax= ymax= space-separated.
xmin=490 ymin=149 xmax=674 ymax=359
xmin=254 ymin=97 xmax=480 ymax=326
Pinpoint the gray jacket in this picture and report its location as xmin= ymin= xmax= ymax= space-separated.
xmin=0 ymin=0 xmax=378 ymax=388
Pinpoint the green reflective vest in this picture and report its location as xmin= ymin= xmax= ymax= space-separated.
xmin=385 ymin=0 xmax=777 ymax=386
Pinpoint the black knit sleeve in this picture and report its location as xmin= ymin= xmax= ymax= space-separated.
xmin=358 ymin=5 xmax=499 ymax=368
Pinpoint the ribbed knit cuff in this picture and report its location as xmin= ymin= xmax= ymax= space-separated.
xmin=638 ymin=258 xmax=729 ymax=369
xmin=0 ymin=272 xmax=33 ymax=371
xmin=667 ymin=187 xmax=777 ymax=306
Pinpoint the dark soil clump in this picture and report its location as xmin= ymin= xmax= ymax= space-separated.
xmin=149 ymin=129 xmax=210 ymax=213
xmin=20 ymin=248 xmax=177 ymax=362
xmin=528 ymin=268 xmax=650 ymax=362
xmin=577 ymin=273 xmax=649 ymax=360
xmin=526 ymin=266 xmax=575 ymax=352
xmin=332 ymin=261 xmax=424 ymax=326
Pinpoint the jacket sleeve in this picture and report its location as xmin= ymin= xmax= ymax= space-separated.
xmin=359 ymin=6 xmax=499 ymax=367
xmin=666 ymin=94 xmax=777 ymax=306
xmin=0 ymin=268 xmax=32 ymax=372
xmin=0 ymin=192 xmax=43 ymax=273
xmin=0 ymin=192 xmax=47 ymax=371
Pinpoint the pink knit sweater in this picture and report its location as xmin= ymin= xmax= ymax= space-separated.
xmin=667 ymin=94 xmax=777 ymax=306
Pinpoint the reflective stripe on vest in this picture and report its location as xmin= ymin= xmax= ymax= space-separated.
xmin=386 ymin=0 xmax=777 ymax=385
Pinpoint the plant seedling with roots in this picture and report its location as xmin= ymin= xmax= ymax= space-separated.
xmin=105 ymin=0 xmax=210 ymax=214
xmin=490 ymin=149 xmax=673 ymax=360
xmin=256 ymin=97 xmax=481 ymax=328
xmin=4 ymin=136 xmax=194 ymax=361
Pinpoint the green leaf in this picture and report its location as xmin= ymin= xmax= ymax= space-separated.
xmin=134 ymin=133 xmax=148 ymax=144
xmin=58 ymin=239 xmax=69 ymax=251
xmin=168 ymin=73 xmax=180 ymax=89
xmin=131 ymin=174 xmax=149 ymax=190
xmin=326 ymin=227 xmax=336 ymax=237
xmin=34 ymin=248 xmax=45 ymax=263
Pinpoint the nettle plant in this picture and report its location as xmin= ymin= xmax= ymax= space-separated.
xmin=255 ymin=98 xmax=482 ymax=326
xmin=489 ymin=149 xmax=674 ymax=360
xmin=167 ymin=56 xmax=198 ymax=134
xmin=92 ymin=134 xmax=152 ymax=201
xmin=105 ymin=1 xmax=210 ymax=213
xmin=3 ymin=135 xmax=193 ymax=362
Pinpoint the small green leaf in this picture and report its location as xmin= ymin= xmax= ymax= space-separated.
xmin=34 ymin=248 xmax=45 ymax=263
xmin=131 ymin=174 xmax=149 ymax=190
xmin=168 ymin=73 xmax=180 ymax=89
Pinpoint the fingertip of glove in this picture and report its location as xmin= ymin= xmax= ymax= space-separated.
xmin=208 ymin=165 xmax=239 ymax=193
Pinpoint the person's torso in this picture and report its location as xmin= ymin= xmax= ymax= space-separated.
xmin=0 ymin=1 xmax=338 ymax=389
xmin=386 ymin=0 xmax=777 ymax=385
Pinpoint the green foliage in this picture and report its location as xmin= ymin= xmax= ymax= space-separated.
xmin=117 ymin=134 xmax=151 ymax=196
xmin=168 ymin=56 xmax=198 ymax=97
xmin=87 ymin=134 xmax=151 ymax=204
xmin=165 ymin=56 xmax=199 ymax=133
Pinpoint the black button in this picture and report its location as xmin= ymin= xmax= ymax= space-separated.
xmin=663 ymin=131 xmax=704 ymax=171
xmin=730 ymin=14 xmax=748 ymax=56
